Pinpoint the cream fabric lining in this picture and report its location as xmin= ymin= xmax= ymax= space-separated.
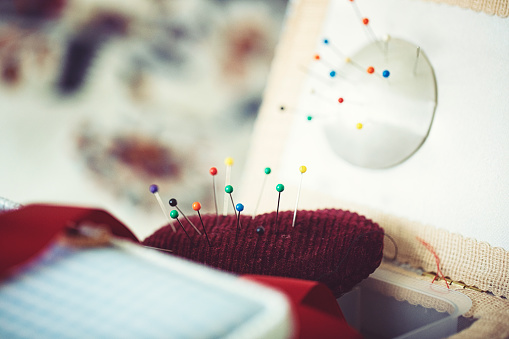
xmin=422 ymin=0 xmax=509 ymax=17
xmin=241 ymin=0 xmax=509 ymax=336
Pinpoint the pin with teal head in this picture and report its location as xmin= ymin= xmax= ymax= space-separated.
xmin=225 ymin=184 xmax=236 ymax=214
xmin=170 ymin=209 xmax=192 ymax=242
xmin=169 ymin=198 xmax=201 ymax=235
xmin=275 ymin=184 xmax=285 ymax=232
xmin=252 ymin=167 xmax=271 ymax=219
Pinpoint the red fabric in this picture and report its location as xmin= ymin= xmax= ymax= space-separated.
xmin=143 ymin=209 xmax=384 ymax=297
xmin=0 ymin=204 xmax=138 ymax=277
xmin=243 ymin=275 xmax=362 ymax=339
xmin=0 ymin=204 xmax=361 ymax=338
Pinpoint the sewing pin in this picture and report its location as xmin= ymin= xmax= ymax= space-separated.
xmin=366 ymin=66 xmax=385 ymax=80
xmin=253 ymin=167 xmax=271 ymax=218
xmin=223 ymin=157 xmax=234 ymax=216
xmin=275 ymin=184 xmax=284 ymax=232
xmin=209 ymin=167 xmax=219 ymax=220
xmin=193 ymin=202 xmax=211 ymax=247
xmin=323 ymin=39 xmax=364 ymax=74
xmin=383 ymin=34 xmax=391 ymax=61
xmin=169 ymin=198 xmax=201 ymax=235
xmin=349 ymin=0 xmax=383 ymax=53
xmin=149 ymin=184 xmax=176 ymax=233
xmin=235 ymin=203 xmax=244 ymax=243
xmin=298 ymin=65 xmax=332 ymax=86
xmin=225 ymin=185 xmax=237 ymax=216
xmin=292 ymin=166 xmax=307 ymax=228
xmin=170 ymin=210 xmax=192 ymax=242
xmin=323 ymin=38 xmax=346 ymax=59
xmin=143 ymin=245 xmax=173 ymax=253
xmin=413 ymin=46 xmax=421 ymax=76
xmin=314 ymin=54 xmax=344 ymax=79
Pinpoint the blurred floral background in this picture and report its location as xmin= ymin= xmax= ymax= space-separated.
xmin=0 ymin=0 xmax=288 ymax=237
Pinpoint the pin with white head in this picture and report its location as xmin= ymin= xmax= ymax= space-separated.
xmin=292 ymin=166 xmax=307 ymax=228
xmin=193 ymin=202 xmax=211 ymax=247
xmin=169 ymin=198 xmax=201 ymax=235
xmin=383 ymin=34 xmax=391 ymax=61
xmin=413 ymin=46 xmax=421 ymax=76
xmin=252 ymin=167 xmax=271 ymax=219
xmin=149 ymin=184 xmax=176 ymax=233
xmin=222 ymin=157 xmax=234 ymax=216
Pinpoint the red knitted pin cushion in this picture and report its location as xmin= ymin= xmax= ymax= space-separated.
xmin=143 ymin=209 xmax=384 ymax=297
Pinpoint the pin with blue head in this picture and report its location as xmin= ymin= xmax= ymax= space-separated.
xmin=235 ymin=203 xmax=244 ymax=243
xmin=383 ymin=70 xmax=390 ymax=78
xmin=193 ymin=202 xmax=211 ymax=247
xmin=292 ymin=166 xmax=307 ymax=228
xmin=169 ymin=198 xmax=201 ymax=235
xmin=252 ymin=167 xmax=271 ymax=219
xmin=170 ymin=209 xmax=192 ymax=242
xmin=149 ymin=184 xmax=176 ymax=233
xmin=322 ymin=38 xmax=348 ymax=60
xmin=275 ymin=184 xmax=285 ymax=232
xmin=223 ymin=157 xmax=234 ymax=216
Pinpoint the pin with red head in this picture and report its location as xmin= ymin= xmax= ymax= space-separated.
xmin=193 ymin=202 xmax=211 ymax=247
xmin=209 ymin=167 xmax=219 ymax=220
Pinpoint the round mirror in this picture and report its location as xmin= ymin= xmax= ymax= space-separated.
xmin=324 ymin=38 xmax=437 ymax=169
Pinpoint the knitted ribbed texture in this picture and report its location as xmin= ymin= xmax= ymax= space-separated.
xmin=143 ymin=209 xmax=384 ymax=297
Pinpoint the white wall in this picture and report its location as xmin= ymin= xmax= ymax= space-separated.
xmin=278 ymin=0 xmax=509 ymax=249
